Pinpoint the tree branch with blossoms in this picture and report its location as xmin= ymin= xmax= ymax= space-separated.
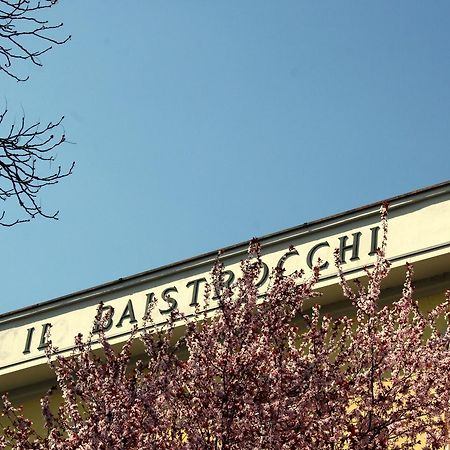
xmin=1 ymin=205 xmax=450 ymax=449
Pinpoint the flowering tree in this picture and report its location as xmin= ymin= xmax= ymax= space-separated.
xmin=1 ymin=206 xmax=450 ymax=449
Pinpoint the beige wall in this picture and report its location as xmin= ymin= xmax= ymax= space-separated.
xmin=11 ymin=288 xmax=449 ymax=437
xmin=1 ymin=182 xmax=449 ymax=436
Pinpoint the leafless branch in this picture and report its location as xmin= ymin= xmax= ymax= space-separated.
xmin=0 ymin=105 xmax=74 ymax=226
xmin=0 ymin=0 xmax=70 ymax=81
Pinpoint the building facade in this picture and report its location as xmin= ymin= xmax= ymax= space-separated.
xmin=1 ymin=181 xmax=449 ymax=431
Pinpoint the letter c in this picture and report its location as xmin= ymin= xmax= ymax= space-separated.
xmin=306 ymin=241 xmax=330 ymax=270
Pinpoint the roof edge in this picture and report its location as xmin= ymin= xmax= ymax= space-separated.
xmin=1 ymin=179 xmax=449 ymax=321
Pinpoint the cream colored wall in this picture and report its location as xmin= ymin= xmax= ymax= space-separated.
xmin=8 ymin=290 xmax=448 ymax=438
xmin=2 ymin=187 xmax=449 ymax=387
xmin=2 ymin=183 xmax=449 ymax=441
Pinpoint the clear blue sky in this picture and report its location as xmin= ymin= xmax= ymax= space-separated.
xmin=0 ymin=1 xmax=449 ymax=314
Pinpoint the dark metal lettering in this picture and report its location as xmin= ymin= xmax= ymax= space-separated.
xmin=93 ymin=305 xmax=114 ymax=333
xmin=38 ymin=323 xmax=52 ymax=350
xmin=159 ymin=286 xmax=178 ymax=314
xmin=369 ymin=226 xmax=380 ymax=255
xmin=23 ymin=327 xmax=35 ymax=354
xmin=307 ymin=241 xmax=330 ymax=270
xmin=223 ymin=270 xmax=235 ymax=289
xmin=144 ymin=292 xmax=156 ymax=318
xmin=116 ymin=299 xmax=137 ymax=328
xmin=213 ymin=270 xmax=235 ymax=299
xmin=255 ymin=262 xmax=269 ymax=289
xmin=339 ymin=232 xmax=362 ymax=264
xmin=276 ymin=248 xmax=300 ymax=274
xmin=187 ymin=277 xmax=207 ymax=307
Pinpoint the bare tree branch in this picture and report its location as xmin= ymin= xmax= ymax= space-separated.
xmin=0 ymin=105 xmax=74 ymax=226
xmin=0 ymin=0 xmax=70 ymax=81
xmin=0 ymin=1 xmax=73 ymax=225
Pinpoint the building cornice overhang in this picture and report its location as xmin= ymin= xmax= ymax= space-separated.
xmin=0 ymin=180 xmax=449 ymax=394
xmin=1 ymin=180 xmax=449 ymax=325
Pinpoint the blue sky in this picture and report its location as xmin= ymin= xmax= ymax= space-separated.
xmin=0 ymin=1 xmax=449 ymax=314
